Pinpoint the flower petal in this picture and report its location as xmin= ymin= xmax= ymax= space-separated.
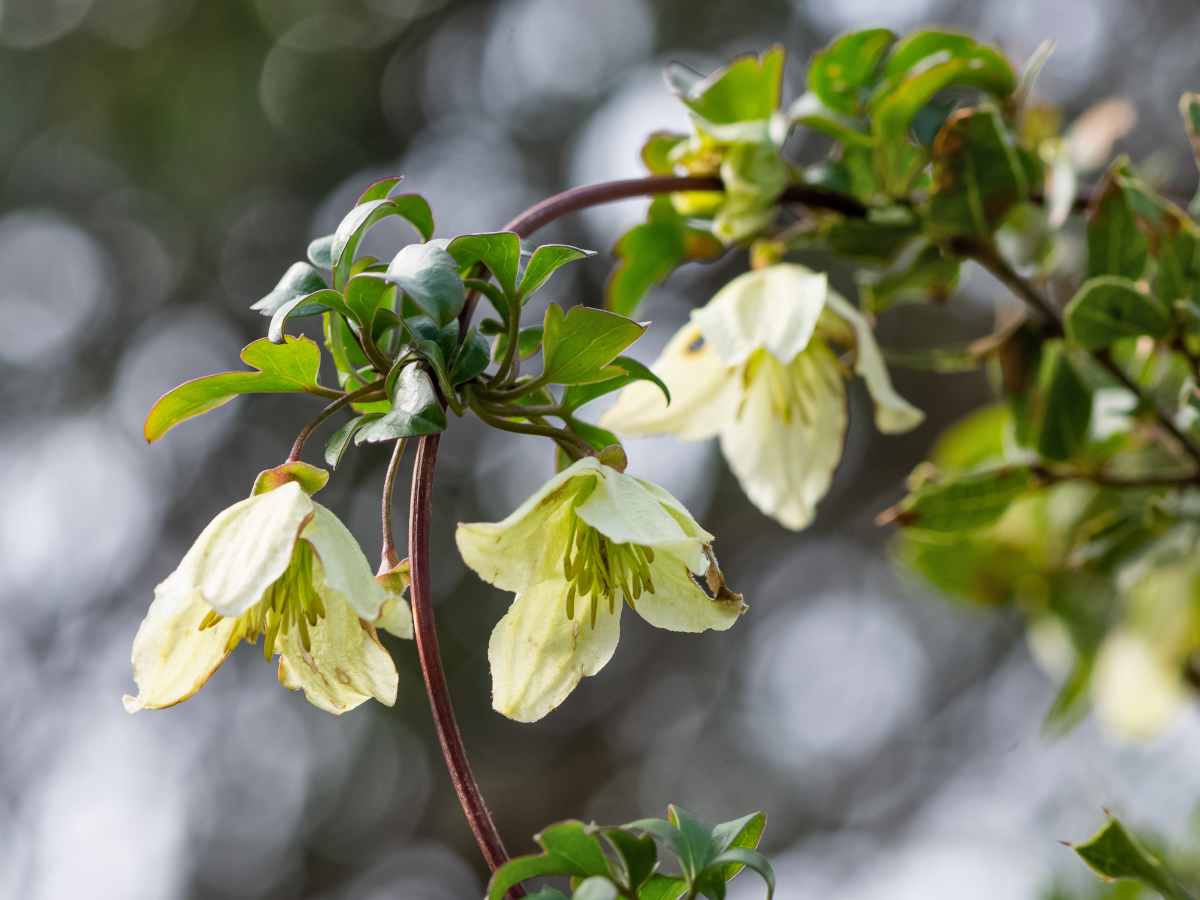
xmin=304 ymin=502 xmax=388 ymax=620
xmin=691 ymin=264 xmax=828 ymax=365
xmin=719 ymin=343 xmax=848 ymax=530
xmin=173 ymin=480 xmax=313 ymax=618
xmin=575 ymin=466 xmax=707 ymax=570
xmin=123 ymin=576 xmax=236 ymax=713
xmin=374 ymin=596 xmax=414 ymax=639
xmin=276 ymin=590 xmax=399 ymax=715
xmin=456 ymin=458 xmax=600 ymax=593
xmin=823 ymin=291 xmax=924 ymax=434
xmin=635 ymin=555 xmax=745 ymax=633
xmin=488 ymin=577 xmax=623 ymax=723
xmin=600 ymin=321 xmax=739 ymax=441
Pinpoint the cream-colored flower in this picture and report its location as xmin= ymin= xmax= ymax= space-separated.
xmin=124 ymin=474 xmax=412 ymax=716
xmin=602 ymin=264 xmax=922 ymax=530
xmin=456 ymin=457 xmax=745 ymax=723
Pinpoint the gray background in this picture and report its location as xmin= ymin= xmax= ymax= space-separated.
xmin=2 ymin=1 xmax=1198 ymax=897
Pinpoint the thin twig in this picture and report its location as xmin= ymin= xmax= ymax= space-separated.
xmin=286 ymin=379 xmax=384 ymax=462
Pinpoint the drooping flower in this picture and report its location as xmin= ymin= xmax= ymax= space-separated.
xmin=601 ymin=264 xmax=923 ymax=530
xmin=124 ymin=466 xmax=412 ymax=716
xmin=456 ymin=457 xmax=745 ymax=723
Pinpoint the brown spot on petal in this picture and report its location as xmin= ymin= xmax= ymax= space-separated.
xmin=335 ymin=667 xmax=351 ymax=686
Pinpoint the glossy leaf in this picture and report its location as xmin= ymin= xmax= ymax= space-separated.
xmin=519 ymin=243 xmax=595 ymax=301
xmin=267 ymin=288 xmax=345 ymax=343
xmin=486 ymin=821 xmax=611 ymax=900
xmin=343 ymin=275 xmax=396 ymax=333
xmin=562 ymin=356 xmax=670 ymax=410
xmin=355 ymin=175 xmax=404 ymax=205
xmin=144 ymin=336 xmax=323 ymax=442
xmin=450 ymin=328 xmax=490 ymax=384
xmin=665 ymin=47 xmax=784 ymax=127
xmin=639 ymin=876 xmax=688 ymax=900
xmin=324 ymin=415 xmax=373 ymax=468
xmin=331 ymin=194 xmax=435 ymax=287
xmin=251 ymin=262 xmax=327 ymax=316
xmin=541 ymin=305 xmax=646 ymax=385
xmin=602 ymin=829 xmax=657 ymax=893
xmin=307 ymin=235 xmax=334 ymax=270
xmin=355 ymin=365 xmax=446 ymax=443
xmin=707 ymin=848 xmax=774 ymax=899
xmin=894 ymin=467 xmax=1038 ymax=532
xmin=642 ymin=130 xmax=688 ymax=174
xmin=385 ymin=242 xmax=466 ymax=326
xmin=1073 ymin=818 xmax=1196 ymax=900
xmin=1065 ymin=276 xmax=1171 ymax=349
xmin=492 ymin=324 xmax=544 ymax=364
xmin=448 ymin=231 xmax=522 ymax=300
xmin=807 ymin=28 xmax=895 ymax=116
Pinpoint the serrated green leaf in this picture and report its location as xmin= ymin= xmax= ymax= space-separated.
xmin=541 ymin=305 xmax=646 ymax=385
xmin=519 ymin=244 xmax=595 ymax=301
xmin=385 ymin=243 xmax=466 ymax=326
xmin=562 ymin=356 xmax=670 ymax=411
xmin=324 ymin=415 xmax=373 ymax=468
xmin=1074 ymin=818 xmax=1196 ymax=900
xmin=250 ymin=262 xmax=327 ymax=316
xmin=808 ymin=28 xmax=895 ymax=116
xmin=355 ymin=366 xmax=446 ymax=443
xmin=450 ymin=328 xmax=490 ymax=384
xmin=926 ymin=106 xmax=1031 ymax=238
xmin=1065 ymin=276 xmax=1170 ymax=349
xmin=899 ymin=467 xmax=1037 ymax=532
xmin=145 ymin=336 xmax=324 ymax=442
xmin=331 ymin=195 xmax=435 ymax=288
xmin=448 ymin=231 xmax=521 ymax=300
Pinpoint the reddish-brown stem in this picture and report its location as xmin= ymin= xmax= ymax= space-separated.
xmin=286 ymin=379 xmax=384 ymax=462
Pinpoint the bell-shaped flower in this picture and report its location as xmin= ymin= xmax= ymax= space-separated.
xmin=124 ymin=468 xmax=412 ymax=716
xmin=601 ymin=264 xmax=922 ymax=530
xmin=456 ymin=457 xmax=745 ymax=723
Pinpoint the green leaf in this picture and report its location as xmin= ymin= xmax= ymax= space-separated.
xmin=607 ymin=197 xmax=724 ymax=317
xmin=562 ymin=356 xmax=670 ymax=411
xmin=638 ymin=875 xmax=688 ymax=900
xmin=307 ymin=235 xmax=334 ymax=270
xmin=343 ymin=275 xmax=396 ymax=333
xmin=537 ymin=822 xmax=612 ymax=879
xmin=666 ymin=806 xmax=717 ymax=882
xmin=493 ymin=324 xmax=544 ymax=364
xmin=465 ymin=277 xmax=513 ymax=324
xmin=1073 ymin=818 xmax=1196 ymax=900
xmin=1065 ymin=276 xmax=1171 ymax=349
xmin=523 ymin=892 xmax=570 ymax=900
xmin=541 ymin=305 xmax=646 ymax=385
xmin=822 ymin=207 xmax=920 ymax=263
xmin=665 ymin=46 xmax=784 ymax=127
xmin=330 ymin=195 xmax=435 ymax=288
xmin=807 ymin=28 xmax=895 ymax=116
xmin=448 ymin=231 xmax=522 ymax=300
xmin=267 ymin=288 xmax=345 ymax=343
xmin=356 ymin=175 xmax=404 ymax=205
xmin=573 ymin=877 xmax=620 ymax=900
xmin=860 ymin=242 xmax=960 ymax=314
xmin=450 ymin=328 xmax=490 ymax=385
xmin=786 ymin=94 xmax=875 ymax=148
xmin=324 ymin=415 xmax=373 ymax=469
xmin=566 ymin=416 xmax=622 ymax=454
xmin=385 ymin=243 xmax=466 ymax=326
xmin=1182 ymin=93 xmax=1200 ymax=215
xmin=1088 ymin=167 xmax=1149 ymax=280
xmin=354 ymin=366 xmax=446 ymax=443
xmin=488 ymin=855 xmax=574 ymax=900
xmin=706 ymin=848 xmax=774 ymax=899
xmin=144 ymin=336 xmax=323 ymax=442
xmin=519 ymin=244 xmax=595 ymax=301
xmin=251 ymin=262 xmax=328 ymax=316
xmin=1024 ymin=342 xmax=1093 ymax=462
xmin=926 ymin=106 xmax=1031 ymax=239
xmin=641 ymin=130 xmax=688 ymax=174
xmin=710 ymin=811 xmax=766 ymax=880
xmin=870 ymin=31 xmax=1015 ymax=194
xmin=896 ymin=467 xmax=1038 ymax=532
xmin=603 ymin=829 xmax=658 ymax=893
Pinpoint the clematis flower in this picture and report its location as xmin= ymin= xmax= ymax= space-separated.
xmin=124 ymin=466 xmax=412 ymax=716
xmin=456 ymin=457 xmax=745 ymax=723
xmin=601 ymin=264 xmax=923 ymax=530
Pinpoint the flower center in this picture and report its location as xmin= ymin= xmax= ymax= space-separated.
xmin=561 ymin=513 xmax=656 ymax=628
xmin=197 ymin=540 xmax=326 ymax=658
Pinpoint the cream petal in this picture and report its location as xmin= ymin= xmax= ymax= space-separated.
xmin=575 ymin=466 xmax=706 ymax=568
xmin=374 ymin=596 xmax=414 ymax=640
xmin=1091 ymin=630 xmax=1186 ymax=740
xmin=173 ymin=480 xmax=314 ymax=618
xmin=123 ymin=575 xmax=237 ymax=713
xmin=823 ymin=292 xmax=923 ymax=434
xmin=456 ymin=458 xmax=600 ymax=593
xmin=600 ymin=321 xmax=740 ymax=441
xmin=691 ymin=264 xmax=828 ymax=366
xmin=276 ymin=590 xmax=399 ymax=715
xmin=304 ymin=502 xmax=388 ymax=620
xmin=634 ymin=555 xmax=745 ymax=633
xmin=719 ymin=343 xmax=848 ymax=530
xmin=488 ymin=576 xmax=623 ymax=723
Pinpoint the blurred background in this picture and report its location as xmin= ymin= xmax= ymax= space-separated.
xmin=3 ymin=1 xmax=1200 ymax=898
